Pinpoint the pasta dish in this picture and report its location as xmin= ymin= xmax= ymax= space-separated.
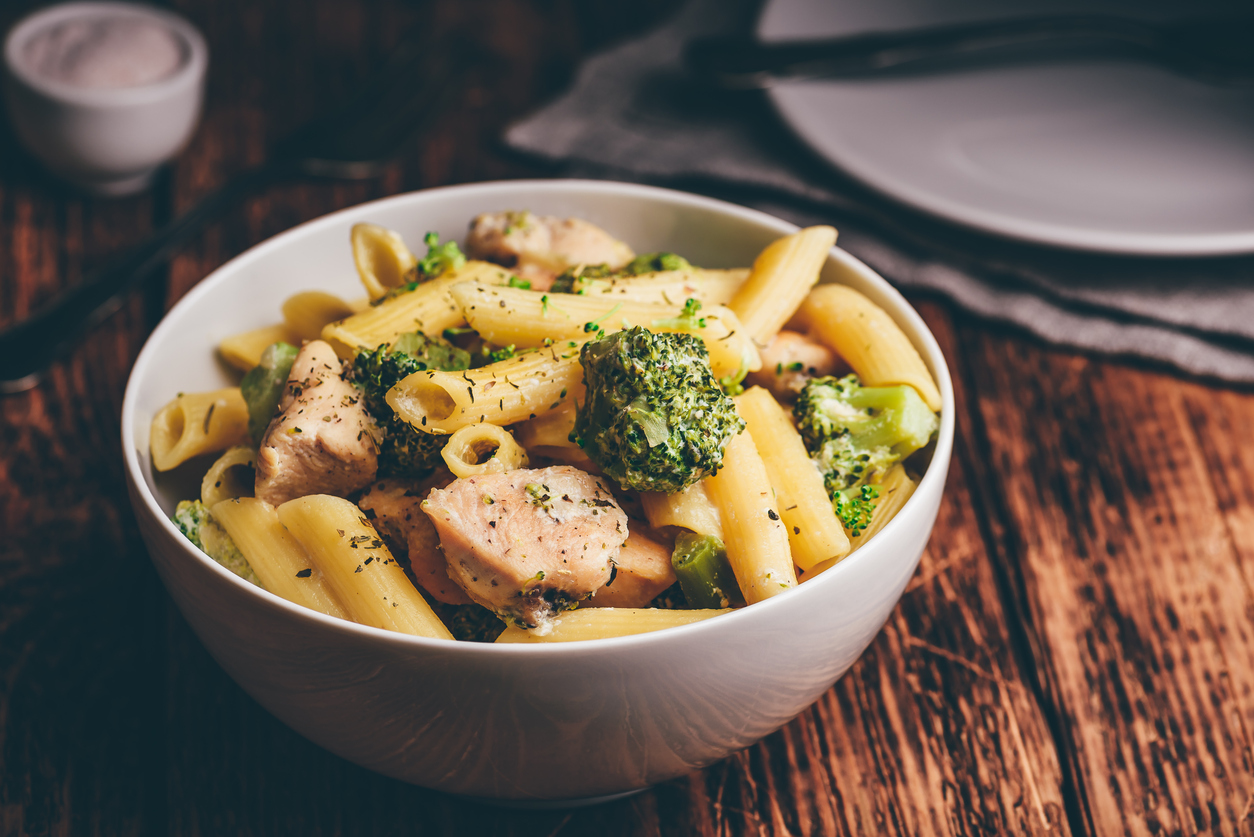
xmin=148 ymin=210 xmax=941 ymax=643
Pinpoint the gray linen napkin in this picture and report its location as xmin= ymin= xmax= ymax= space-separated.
xmin=505 ymin=0 xmax=1254 ymax=384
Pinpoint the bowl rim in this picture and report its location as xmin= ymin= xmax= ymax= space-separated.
xmin=121 ymin=178 xmax=956 ymax=657
xmin=4 ymin=1 xmax=208 ymax=108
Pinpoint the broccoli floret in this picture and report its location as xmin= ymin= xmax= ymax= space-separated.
xmin=550 ymin=263 xmax=617 ymax=294
xmin=415 ymin=231 xmax=466 ymax=279
xmin=240 ymin=341 xmax=298 ymax=443
xmin=620 ymin=251 xmax=693 ymax=275
xmin=794 ymin=374 xmax=937 ymax=535
xmin=349 ymin=332 xmax=470 ymax=477
xmin=173 ymin=500 xmax=260 ymax=585
xmin=426 ymin=601 xmax=507 ymax=643
xmin=571 ymin=326 xmax=744 ymax=493
xmin=372 ymin=233 xmax=467 ymax=306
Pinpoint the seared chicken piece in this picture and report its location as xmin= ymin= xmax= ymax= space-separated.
xmin=584 ymin=526 xmax=677 ymax=609
xmin=255 ymin=340 xmax=378 ymax=505
xmin=465 ymin=211 xmax=634 ymax=290
xmin=422 ymin=465 xmax=628 ymax=630
xmin=745 ymin=330 xmax=845 ymax=401
xmin=358 ymin=478 xmax=471 ymax=605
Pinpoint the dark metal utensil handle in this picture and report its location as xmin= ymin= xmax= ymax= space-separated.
xmin=686 ymin=15 xmax=1254 ymax=88
xmin=0 ymin=165 xmax=285 ymax=394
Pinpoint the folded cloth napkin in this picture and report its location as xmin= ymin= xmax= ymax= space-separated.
xmin=505 ymin=0 xmax=1254 ymax=384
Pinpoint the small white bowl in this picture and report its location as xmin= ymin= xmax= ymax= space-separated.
xmin=3 ymin=1 xmax=207 ymax=196
xmin=121 ymin=180 xmax=955 ymax=804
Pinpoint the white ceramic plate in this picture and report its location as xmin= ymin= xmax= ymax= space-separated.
xmin=759 ymin=0 xmax=1254 ymax=255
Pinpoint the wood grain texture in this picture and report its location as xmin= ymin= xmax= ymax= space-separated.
xmin=953 ymin=324 xmax=1254 ymax=836
xmin=1 ymin=0 xmax=1250 ymax=834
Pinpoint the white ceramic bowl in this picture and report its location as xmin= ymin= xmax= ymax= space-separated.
xmin=121 ymin=180 xmax=954 ymax=804
xmin=3 ymin=2 xmax=207 ymax=196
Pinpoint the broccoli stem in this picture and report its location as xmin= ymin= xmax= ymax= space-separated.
xmin=239 ymin=342 xmax=298 ymax=444
xmin=839 ymin=383 xmax=938 ymax=457
xmin=671 ymin=532 xmax=744 ymax=609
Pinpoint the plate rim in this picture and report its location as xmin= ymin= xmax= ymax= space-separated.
xmin=759 ymin=1 xmax=1254 ymax=257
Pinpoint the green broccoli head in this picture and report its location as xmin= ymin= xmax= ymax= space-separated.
xmin=550 ymin=263 xmax=617 ymax=294
xmin=571 ymin=326 xmax=744 ymax=493
xmin=620 ymin=251 xmax=693 ymax=275
xmin=239 ymin=341 xmax=298 ymax=444
xmin=372 ymin=233 xmax=467 ymax=306
xmin=416 ymin=231 xmax=466 ymax=280
xmin=349 ymin=332 xmax=470 ymax=477
xmin=173 ymin=500 xmax=260 ymax=585
xmin=794 ymin=374 xmax=937 ymax=533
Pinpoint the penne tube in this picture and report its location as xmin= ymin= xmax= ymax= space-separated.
xmin=736 ymin=387 xmax=850 ymax=570
xmin=555 ymin=268 xmax=749 ymax=305
xmin=321 ymin=261 xmax=514 ymax=358
xmin=219 ymin=323 xmax=299 ymax=372
xmin=211 ymin=498 xmax=348 ymax=619
xmin=731 ymin=226 xmax=837 ymax=347
xmin=511 ymin=401 xmax=578 ymax=451
xmin=639 ymin=481 xmax=724 ymax=540
xmin=449 ymin=280 xmax=759 ymax=379
xmin=703 ymin=428 xmax=798 ymax=603
xmin=150 ymin=388 xmax=251 ymax=472
xmin=200 ymin=445 xmax=256 ymax=507
xmin=351 ymin=223 xmax=417 ymax=301
xmin=795 ymin=284 xmax=941 ymax=411
xmin=282 ymin=291 xmax=357 ymax=342
xmin=277 ymin=495 xmax=453 ymax=639
xmin=387 ymin=347 xmax=584 ymax=435
xmin=440 ymin=423 xmax=529 ymax=478
xmin=494 ymin=607 xmax=732 ymax=643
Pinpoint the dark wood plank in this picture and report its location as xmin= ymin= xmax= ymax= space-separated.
xmin=955 ymin=322 xmax=1254 ymax=835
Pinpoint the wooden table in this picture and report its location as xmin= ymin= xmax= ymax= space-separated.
xmin=3 ymin=1 xmax=1252 ymax=834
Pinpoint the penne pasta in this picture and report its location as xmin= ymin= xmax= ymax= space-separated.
xmin=200 ymin=445 xmax=256 ymax=507
xmin=703 ymin=428 xmax=798 ymax=603
xmin=219 ymin=323 xmax=299 ymax=372
xmin=150 ymin=388 xmax=251 ymax=471
xmin=511 ymin=401 xmax=578 ymax=451
xmin=639 ymin=481 xmax=724 ymax=540
xmin=494 ymin=607 xmax=732 ymax=643
xmin=795 ymin=284 xmax=941 ymax=411
xmin=352 ymin=222 xmax=417 ymax=301
xmin=387 ymin=347 xmax=584 ymax=435
xmin=730 ymin=226 xmax=837 ymax=347
xmin=162 ymin=209 xmax=942 ymax=643
xmin=735 ymin=387 xmax=849 ymax=570
xmin=321 ymin=261 xmax=514 ymax=358
xmin=277 ymin=495 xmax=453 ymax=639
xmin=441 ymin=423 xmax=529 ymax=478
xmin=557 ymin=268 xmax=749 ymax=305
xmin=211 ymin=498 xmax=348 ymax=619
xmin=449 ymin=280 xmax=759 ymax=379
xmin=282 ymin=291 xmax=357 ymax=342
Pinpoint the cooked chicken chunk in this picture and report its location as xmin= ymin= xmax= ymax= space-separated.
xmin=465 ymin=211 xmax=634 ymax=290
xmin=584 ymin=526 xmax=677 ymax=609
xmin=254 ymin=340 xmax=378 ymax=505
xmin=358 ymin=478 xmax=471 ymax=605
xmin=745 ymin=330 xmax=845 ymax=401
xmin=422 ymin=465 xmax=628 ymax=630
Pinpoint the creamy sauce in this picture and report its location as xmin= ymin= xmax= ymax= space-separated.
xmin=21 ymin=16 xmax=184 ymax=89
